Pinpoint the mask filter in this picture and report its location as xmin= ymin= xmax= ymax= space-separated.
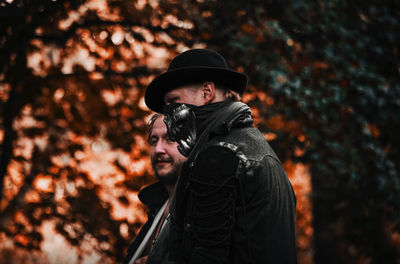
xmin=163 ymin=103 xmax=197 ymax=157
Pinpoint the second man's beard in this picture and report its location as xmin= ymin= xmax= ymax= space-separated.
xmin=154 ymin=164 xmax=180 ymax=186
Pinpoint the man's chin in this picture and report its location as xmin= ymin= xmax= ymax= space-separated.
xmin=155 ymin=171 xmax=178 ymax=185
xmin=155 ymin=167 xmax=172 ymax=177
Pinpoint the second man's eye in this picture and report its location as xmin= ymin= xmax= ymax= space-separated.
xmin=150 ymin=138 xmax=158 ymax=146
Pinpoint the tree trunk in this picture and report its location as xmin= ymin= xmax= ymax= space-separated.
xmin=311 ymin=167 xmax=344 ymax=264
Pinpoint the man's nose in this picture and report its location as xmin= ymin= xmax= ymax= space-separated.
xmin=154 ymin=140 xmax=166 ymax=154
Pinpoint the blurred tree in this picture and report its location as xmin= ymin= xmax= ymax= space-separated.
xmin=1 ymin=0 xmax=399 ymax=263
xmin=275 ymin=2 xmax=400 ymax=263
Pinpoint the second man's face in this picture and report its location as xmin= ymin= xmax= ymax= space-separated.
xmin=149 ymin=116 xmax=186 ymax=185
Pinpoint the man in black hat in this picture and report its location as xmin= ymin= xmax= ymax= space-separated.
xmin=145 ymin=49 xmax=297 ymax=264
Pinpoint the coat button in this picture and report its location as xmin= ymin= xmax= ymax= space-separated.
xmin=184 ymin=223 xmax=191 ymax=231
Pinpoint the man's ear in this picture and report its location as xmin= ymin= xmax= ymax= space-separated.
xmin=201 ymin=82 xmax=215 ymax=104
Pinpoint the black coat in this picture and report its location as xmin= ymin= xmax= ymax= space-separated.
xmin=169 ymin=119 xmax=298 ymax=264
xmin=124 ymin=182 xmax=169 ymax=264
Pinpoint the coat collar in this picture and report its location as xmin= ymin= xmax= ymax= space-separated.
xmin=138 ymin=181 xmax=169 ymax=210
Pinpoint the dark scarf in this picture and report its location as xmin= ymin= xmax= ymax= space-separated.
xmin=163 ymin=99 xmax=253 ymax=160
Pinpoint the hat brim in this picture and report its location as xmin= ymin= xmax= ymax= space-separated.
xmin=145 ymin=67 xmax=248 ymax=113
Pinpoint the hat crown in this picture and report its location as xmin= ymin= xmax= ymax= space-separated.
xmin=168 ymin=49 xmax=229 ymax=71
xmin=145 ymin=48 xmax=247 ymax=113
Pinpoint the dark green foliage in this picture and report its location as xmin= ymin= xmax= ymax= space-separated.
xmin=278 ymin=2 xmax=400 ymax=262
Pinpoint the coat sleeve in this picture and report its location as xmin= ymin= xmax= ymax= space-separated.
xmin=245 ymin=155 xmax=297 ymax=264
xmin=187 ymin=146 xmax=239 ymax=264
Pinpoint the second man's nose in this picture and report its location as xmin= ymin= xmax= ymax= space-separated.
xmin=154 ymin=140 xmax=167 ymax=154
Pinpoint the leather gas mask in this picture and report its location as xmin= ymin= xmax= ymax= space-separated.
xmin=163 ymin=103 xmax=197 ymax=157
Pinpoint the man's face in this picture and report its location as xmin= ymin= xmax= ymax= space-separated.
xmin=164 ymin=85 xmax=205 ymax=106
xmin=149 ymin=116 xmax=186 ymax=185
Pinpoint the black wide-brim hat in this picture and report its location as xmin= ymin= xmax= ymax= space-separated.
xmin=145 ymin=49 xmax=248 ymax=113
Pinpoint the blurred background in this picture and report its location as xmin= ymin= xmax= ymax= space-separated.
xmin=0 ymin=0 xmax=399 ymax=263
